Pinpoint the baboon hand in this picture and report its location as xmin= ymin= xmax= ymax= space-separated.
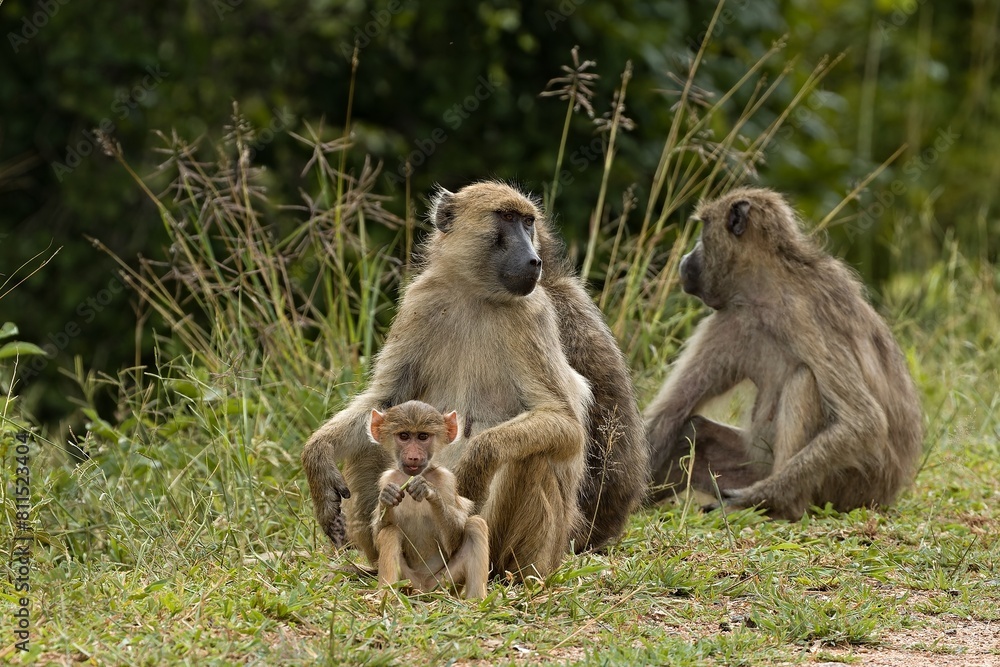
xmin=699 ymin=487 xmax=757 ymax=515
xmin=714 ymin=485 xmax=769 ymax=514
xmin=331 ymin=467 xmax=352 ymax=501
xmin=406 ymin=475 xmax=435 ymax=502
xmin=454 ymin=439 xmax=496 ymax=502
xmin=313 ymin=467 xmax=351 ymax=546
xmin=380 ymin=482 xmax=405 ymax=508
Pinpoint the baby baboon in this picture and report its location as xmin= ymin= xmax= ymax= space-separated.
xmin=369 ymin=401 xmax=488 ymax=598
xmin=303 ymin=181 xmax=600 ymax=579
xmin=646 ymin=188 xmax=923 ymax=519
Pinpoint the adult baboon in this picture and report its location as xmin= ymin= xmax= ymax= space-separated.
xmin=646 ymin=188 xmax=923 ymax=519
xmin=303 ymin=181 xmax=646 ymax=577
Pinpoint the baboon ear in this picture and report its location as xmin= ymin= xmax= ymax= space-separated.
xmin=368 ymin=409 xmax=385 ymax=444
xmin=430 ymin=187 xmax=457 ymax=233
xmin=443 ymin=411 xmax=459 ymax=443
xmin=727 ymin=200 xmax=751 ymax=237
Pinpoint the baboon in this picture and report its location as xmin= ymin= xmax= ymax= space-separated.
xmin=646 ymin=188 xmax=923 ymax=519
xmin=369 ymin=401 xmax=489 ymax=598
xmin=304 ymin=181 xmax=646 ymax=578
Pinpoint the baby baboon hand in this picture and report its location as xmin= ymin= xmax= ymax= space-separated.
xmin=380 ymin=482 xmax=405 ymax=507
xmin=406 ymin=475 xmax=435 ymax=502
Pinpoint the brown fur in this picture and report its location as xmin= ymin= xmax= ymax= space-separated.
xmin=303 ymin=181 xmax=634 ymax=579
xmin=538 ymin=235 xmax=650 ymax=551
xmin=369 ymin=401 xmax=488 ymax=598
xmin=646 ymin=188 xmax=923 ymax=519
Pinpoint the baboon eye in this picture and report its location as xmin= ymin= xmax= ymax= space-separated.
xmin=398 ymin=432 xmax=410 ymax=441
xmin=501 ymin=211 xmax=514 ymax=222
xmin=524 ymin=215 xmax=535 ymax=227
xmin=417 ymin=433 xmax=429 ymax=441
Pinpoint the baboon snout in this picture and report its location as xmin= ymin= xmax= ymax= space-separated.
xmin=500 ymin=250 xmax=542 ymax=296
xmin=680 ymin=249 xmax=702 ymax=296
xmin=402 ymin=450 xmax=428 ymax=475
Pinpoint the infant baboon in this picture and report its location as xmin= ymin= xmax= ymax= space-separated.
xmin=646 ymin=188 xmax=923 ymax=519
xmin=369 ymin=401 xmax=488 ymax=598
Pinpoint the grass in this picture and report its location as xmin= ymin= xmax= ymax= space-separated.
xmin=2 ymin=36 xmax=1000 ymax=666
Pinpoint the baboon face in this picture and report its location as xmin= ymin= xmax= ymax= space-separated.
xmin=368 ymin=401 xmax=459 ymax=476
xmin=681 ymin=188 xmax=795 ymax=309
xmin=430 ymin=183 xmax=543 ymax=297
xmin=680 ymin=197 xmax=751 ymax=309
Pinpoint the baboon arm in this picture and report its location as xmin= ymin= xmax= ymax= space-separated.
xmin=372 ymin=470 xmax=403 ymax=533
xmin=475 ymin=406 xmax=586 ymax=463
xmin=455 ymin=405 xmax=585 ymax=501
xmin=645 ymin=318 xmax=745 ymax=472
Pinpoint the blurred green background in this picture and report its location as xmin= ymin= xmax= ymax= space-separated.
xmin=1 ymin=0 xmax=997 ymax=427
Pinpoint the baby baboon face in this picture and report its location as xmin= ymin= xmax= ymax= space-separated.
xmin=430 ymin=183 xmax=543 ymax=297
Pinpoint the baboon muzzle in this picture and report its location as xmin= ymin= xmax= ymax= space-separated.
xmin=498 ymin=224 xmax=542 ymax=296
xmin=680 ymin=249 xmax=702 ymax=297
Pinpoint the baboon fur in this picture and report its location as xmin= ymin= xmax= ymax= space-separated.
xmin=646 ymin=187 xmax=923 ymax=519
xmin=302 ymin=181 xmax=647 ymax=577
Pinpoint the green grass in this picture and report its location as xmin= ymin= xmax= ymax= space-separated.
xmin=3 ymin=41 xmax=1000 ymax=666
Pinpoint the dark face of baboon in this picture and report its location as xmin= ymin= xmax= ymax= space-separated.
xmin=430 ymin=183 xmax=543 ymax=297
xmin=681 ymin=189 xmax=812 ymax=309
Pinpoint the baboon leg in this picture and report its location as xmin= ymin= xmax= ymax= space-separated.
xmin=482 ymin=457 xmax=576 ymax=580
xmin=726 ymin=368 xmax=827 ymax=519
xmin=441 ymin=515 xmax=489 ymax=599
xmin=375 ymin=525 xmax=404 ymax=587
xmin=650 ymin=415 xmax=768 ymax=502
xmin=771 ymin=367 xmax=824 ymax=472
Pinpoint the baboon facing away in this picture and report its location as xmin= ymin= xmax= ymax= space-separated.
xmin=303 ymin=181 xmax=645 ymax=578
xmin=369 ymin=401 xmax=488 ymax=598
xmin=646 ymin=188 xmax=923 ymax=519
